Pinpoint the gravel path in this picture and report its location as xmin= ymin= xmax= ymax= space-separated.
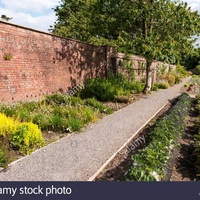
xmin=0 ymin=77 xmax=191 ymax=181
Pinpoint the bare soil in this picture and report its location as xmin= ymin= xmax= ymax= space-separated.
xmin=170 ymin=100 xmax=198 ymax=181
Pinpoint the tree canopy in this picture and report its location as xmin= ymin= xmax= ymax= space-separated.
xmin=51 ymin=0 xmax=200 ymax=92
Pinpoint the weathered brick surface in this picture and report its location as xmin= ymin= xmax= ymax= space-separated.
xmin=0 ymin=21 xmax=176 ymax=103
xmin=0 ymin=21 xmax=109 ymax=102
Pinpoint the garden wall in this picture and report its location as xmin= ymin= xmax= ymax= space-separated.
xmin=0 ymin=21 xmax=114 ymax=102
xmin=115 ymin=53 xmax=176 ymax=84
xmin=0 ymin=21 xmax=176 ymax=103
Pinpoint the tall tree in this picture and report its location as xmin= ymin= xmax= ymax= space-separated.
xmin=127 ymin=0 xmax=200 ymax=93
xmin=51 ymin=0 xmax=94 ymax=41
xmin=52 ymin=0 xmax=200 ymax=93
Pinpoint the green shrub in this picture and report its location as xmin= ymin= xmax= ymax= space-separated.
xmin=165 ymin=74 xmax=175 ymax=86
xmin=68 ymin=117 xmax=84 ymax=131
xmin=84 ymin=98 xmax=113 ymax=114
xmin=0 ymin=113 xmax=17 ymax=137
xmin=80 ymin=78 xmax=118 ymax=101
xmin=79 ymin=73 xmax=144 ymax=101
xmin=67 ymin=96 xmax=83 ymax=106
xmin=176 ymin=64 xmax=189 ymax=77
xmin=83 ymin=108 xmax=98 ymax=123
xmin=194 ymin=65 xmax=200 ymax=75
xmin=32 ymin=114 xmax=49 ymax=131
xmin=132 ymin=81 xmax=145 ymax=93
xmin=155 ymin=82 xmax=169 ymax=89
xmin=17 ymin=109 xmax=32 ymax=122
xmin=10 ymin=122 xmax=44 ymax=154
xmin=174 ymin=74 xmax=182 ymax=84
xmin=0 ymin=105 xmax=18 ymax=118
xmin=45 ymin=94 xmax=68 ymax=105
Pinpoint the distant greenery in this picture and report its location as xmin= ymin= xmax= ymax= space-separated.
xmin=51 ymin=0 xmax=199 ymax=92
xmin=193 ymin=65 xmax=200 ymax=75
xmin=181 ymin=48 xmax=200 ymax=70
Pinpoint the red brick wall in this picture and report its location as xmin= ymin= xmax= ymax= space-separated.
xmin=0 ymin=21 xmax=109 ymax=102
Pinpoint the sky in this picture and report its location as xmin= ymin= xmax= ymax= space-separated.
xmin=0 ymin=0 xmax=60 ymax=32
xmin=0 ymin=0 xmax=199 ymax=33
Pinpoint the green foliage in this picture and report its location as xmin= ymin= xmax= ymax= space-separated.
xmin=154 ymin=82 xmax=169 ymax=89
xmin=84 ymin=98 xmax=113 ymax=114
xmin=157 ymin=74 xmax=175 ymax=87
xmin=80 ymin=77 xmax=118 ymax=101
xmin=0 ymin=113 xmax=44 ymax=155
xmin=131 ymin=81 xmax=145 ymax=93
xmin=45 ymin=94 xmax=68 ymax=105
xmin=52 ymin=0 xmax=199 ymax=92
xmin=52 ymin=0 xmax=200 ymax=53
xmin=10 ymin=122 xmax=44 ymax=154
xmin=194 ymin=65 xmax=200 ymax=75
xmin=0 ymin=95 xmax=112 ymax=133
xmin=176 ymin=64 xmax=190 ymax=77
xmin=125 ymin=93 xmax=191 ymax=181
xmin=79 ymin=74 xmax=144 ymax=101
xmin=173 ymin=74 xmax=182 ymax=84
xmin=68 ymin=117 xmax=84 ymax=131
xmin=180 ymin=48 xmax=200 ymax=70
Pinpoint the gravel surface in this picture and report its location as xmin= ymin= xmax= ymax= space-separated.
xmin=0 ymin=77 xmax=191 ymax=181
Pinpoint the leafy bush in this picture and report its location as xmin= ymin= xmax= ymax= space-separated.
xmin=80 ymin=73 xmax=144 ymax=101
xmin=165 ymin=74 xmax=175 ymax=86
xmin=176 ymin=64 xmax=189 ymax=77
xmin=193 ymin=65 xmax=200 ymax=75
xmin=45 ymin=94 xmax=68 ymax=105
xmin=10 ymin=122 xmax=44 ymax=154
xmin=157 ymin=74 xmax=175 ymax=86
xmin=0 ymin=113 xmax=17 ymax=137
xmin=68 ymin=117 xmax=84 ymax=131
xmin=125 ymin=93 xmax=191 ymax=181
xmin=154 ymin=82 xmax=169 ymax=89
xmin=173 ymin=74 xmax=182 ymax=84
xmin=0 ymin=113 xmax=44 ymax=155
xmin=79 ymin=77 xmax=119 ymax=101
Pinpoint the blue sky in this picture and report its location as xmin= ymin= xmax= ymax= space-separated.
xmin=0 ymin=0 xmax=60 ymax=32
xmin=0 ymin=0 xmax=199 ymax=33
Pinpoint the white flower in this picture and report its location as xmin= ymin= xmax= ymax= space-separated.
xmin=150 ymin=171 xmax=160 ymax=181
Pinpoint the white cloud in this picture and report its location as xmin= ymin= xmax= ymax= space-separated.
xmin=0 ymin=0 xmax=60 ymax=32
xmin=1 ymin=0 xmax=59 ymax=13
xmin=184 ymin=0 xmax=200 ymax=12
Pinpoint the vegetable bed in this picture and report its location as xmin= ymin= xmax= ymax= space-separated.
xmin=125 ymin=93 xmax=191 ymax=181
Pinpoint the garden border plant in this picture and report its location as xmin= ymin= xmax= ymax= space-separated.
xmin=0 ymin=95 xmax=114 ymax=167
xmin=124 ymin=93 xmax=191 ymax=181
